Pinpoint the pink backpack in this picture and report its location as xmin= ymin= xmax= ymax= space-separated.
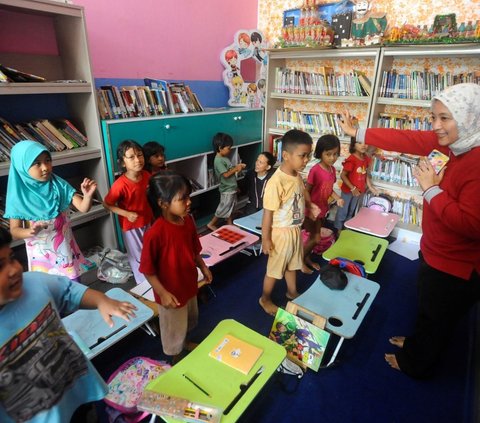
xmin=104 ymin=356 xmax=170 ymax=423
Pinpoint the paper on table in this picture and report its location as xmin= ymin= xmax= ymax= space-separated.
xmin=388 ymin=228 xmax=421 ymax=261
xmin=130 ymin=280 xmax=155 ymax=301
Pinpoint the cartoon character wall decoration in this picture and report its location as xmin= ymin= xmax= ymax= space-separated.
xmin=221 ymin=29 xmax=268 ymax=108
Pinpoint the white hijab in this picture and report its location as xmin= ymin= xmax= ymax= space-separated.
xmin=432 ymin=83 xmax=480 ymax=156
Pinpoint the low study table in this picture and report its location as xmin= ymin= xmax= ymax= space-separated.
xmin=62 ymin=287 xmax=153 ymax=359
xmin=322 ymin=229 xmax=389 ymax=274
xmin=293 ymin=272 xmax=380 ymax=366
xmin=143 ymin=319 xmax=286 ymax=422
xmin=200 ymin=225 xmax=259 ymax=267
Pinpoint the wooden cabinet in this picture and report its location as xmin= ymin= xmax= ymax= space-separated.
xmin=0 ymin=0 xmax=116 ymax=250
xmin=101 ymin=108 xmax=264 ymax=239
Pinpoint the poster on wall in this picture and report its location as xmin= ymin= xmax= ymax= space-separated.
xmin=220 ymin=30 xmax=268 ymax=108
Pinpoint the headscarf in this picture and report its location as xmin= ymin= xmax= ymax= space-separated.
xmin=432 ymin=83 xmax=480 ymax=156
xmin=4 ymin=140 xmax=75 ymax=221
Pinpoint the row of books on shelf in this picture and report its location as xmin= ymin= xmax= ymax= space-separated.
xmin=379 ymin=70 xmax=480 ymax=100
xmin=97 ymin=78 xmax=204 ymax=120
xmin=275 ymin=109 xmax=343 ymax=137
xmin=371 ymin=155 xmax=420 ymax=187
xmin=0 ymin=117 xmax=87 ymax=161
xmin=273 ymin=67 xmax=371 ymax=97
xmin=377 ymin=113 xmax=432 ymax=131
xmin=362 ymin=192 xmax=422 ymax=227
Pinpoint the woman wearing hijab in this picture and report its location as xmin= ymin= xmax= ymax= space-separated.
xmin=4 ymin=140 xmax=97 ymax=281
xmin=339 ymin=83 xmax=480 ymax=378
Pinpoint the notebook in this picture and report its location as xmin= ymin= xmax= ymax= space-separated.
xmin=209 ymin=334 xmax=263 ymax=375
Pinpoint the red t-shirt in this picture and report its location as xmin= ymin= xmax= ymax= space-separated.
xmin=139 ymin=215 xmax=201 ymax=306
xmin=307 ymin=163 xmax=336 ymax=218
xmin=104 ymin=170 xmax=153 ymax=231
xmin=366 ymin=128 xmax=480 ymax=280
xmin=340 ymin=154 xmax=371 ymax=193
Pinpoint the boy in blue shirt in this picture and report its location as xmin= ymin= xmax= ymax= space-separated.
xmin=0 ymin=227 xmax=136 ymax=423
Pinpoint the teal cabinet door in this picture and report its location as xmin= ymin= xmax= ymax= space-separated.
xmin=210 ymin=110 xmax=263 ymax=145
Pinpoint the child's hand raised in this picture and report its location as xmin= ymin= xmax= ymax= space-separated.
xmin=80 ymin=178 xmax=97 ymax=198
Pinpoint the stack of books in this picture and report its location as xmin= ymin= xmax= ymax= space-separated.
xmin=97 ymin=78 xmax=204 ymax=120
xmin=0 ymin=117 xmax=87 ymax=160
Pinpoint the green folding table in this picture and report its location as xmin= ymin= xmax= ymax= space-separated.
xmin=322 ymin=229 xmax=389 ymax=274
xmin=143 ymin=319 xmax=286 ymax=422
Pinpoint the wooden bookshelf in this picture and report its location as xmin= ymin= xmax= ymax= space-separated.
xmin=0 ymin=0 xmax=117 ymax=251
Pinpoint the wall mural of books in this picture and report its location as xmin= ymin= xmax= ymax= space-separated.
xmin=96 ymin=78 xmax=204 ymax=120
xmin=0 ymin=117 xmax=87 ymax=161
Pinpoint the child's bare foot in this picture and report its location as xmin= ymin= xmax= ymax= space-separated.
xmin=286 ymin=291 xmax=299 ymax=300
xmin=305 ymin=256 xmax=320 ymax=271
xmin=206 ymin=223 xmax=217 ymax=232
xmin=301 ymin=264 xmax=314 ymax=274
xmin=389 ymin=336 xmax=406 ymax=348
xmin=385 ymin=353 xmax=401 ymax=371
xmin=259 ymin=297 xmax=278 ymax=316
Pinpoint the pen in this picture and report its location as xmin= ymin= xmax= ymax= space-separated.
xmin=183 ymin=373 xmax=211 ymax=397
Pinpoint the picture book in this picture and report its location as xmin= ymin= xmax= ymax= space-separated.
xmin=209 ymin=334 xmax=263 ymax=375
xmin=427 ymin=149 xmax=449 ymax=174
xmin=269 ymin=308 xmax=330 ymax=372
xmin=138 ymin=391 xmax=222 ymax=423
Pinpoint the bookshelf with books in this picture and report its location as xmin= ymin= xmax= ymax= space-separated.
xmin=367 ymin=43 xmax=480 ymax=232
xmin=101 ymin=108 xmax=263 ymax=238
xmin=264 ymin=47 xmax=381 ymax=200
xmin=0 ymin=0 xmax=116 ymax=252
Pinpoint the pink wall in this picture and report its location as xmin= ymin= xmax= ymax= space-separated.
xmin=75 ymin=0 xmax=259 ymax=81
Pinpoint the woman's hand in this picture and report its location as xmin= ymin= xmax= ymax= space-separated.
xmin=338 ymin=111 xmax=357 ymax=137
xmin=413 ymin=157 xmax=445 ymax=191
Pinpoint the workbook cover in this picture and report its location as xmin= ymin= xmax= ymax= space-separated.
xmin=209 ymin=334 xmax=263 ymax=375
xmin=269 ymin=308 xmax=330 ymax=371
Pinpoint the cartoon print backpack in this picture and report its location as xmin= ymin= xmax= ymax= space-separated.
xmin=367 ymin=194 xmax=393 ymax=213
xmin=104 ymin=356 xmax=170 ymax=423
xmin=328 ymin=257 xmax=367 ymax=278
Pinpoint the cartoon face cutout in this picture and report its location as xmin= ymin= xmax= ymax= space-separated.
xmin=354 ymin=0 xmax=370 ymax=17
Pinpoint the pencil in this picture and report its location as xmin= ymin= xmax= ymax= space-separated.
xmin=182 ymin=373 xmax=211 ymax=397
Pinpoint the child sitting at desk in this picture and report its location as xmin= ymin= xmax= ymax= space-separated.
xmin=0 ymin=227 xmax=136 ymax=423
xmin=243 ymin=151 xmax=276 ymax=215
xmin=140 ymin=171 xmax=212 ymax=361
xmin=334 ymin=136 xmax=378 ymax=231
xmin=260 ymin=129 xmax=313 ymax=316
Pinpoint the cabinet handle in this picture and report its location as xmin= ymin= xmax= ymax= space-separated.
xmin=233 ymin=116 xmax=242 ymax=121
xmin=164 ymin=124 xmax=171 ymax=129
xmin=237 ymin=115 xmax=242 ymax=120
